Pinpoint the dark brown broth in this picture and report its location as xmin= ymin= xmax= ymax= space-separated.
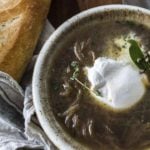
xmin=49 ymin=21 xmax=150 ymax=150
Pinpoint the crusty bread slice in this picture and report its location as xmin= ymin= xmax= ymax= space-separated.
xmin=0 ymin=0 xmax=51 ymax=81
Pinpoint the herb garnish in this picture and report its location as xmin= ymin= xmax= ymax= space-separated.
xmin=70 ymin=61 xmax=91 ymax=91
xmin=128 ymin=40 xmax=150 ymax=72
xmin=94 ymin=90 xmax=102 ymax=96
xmin=70 ymin=61 xmax=101 ymax=96
xmin=70 ymin=61 xmax=80 ymax=80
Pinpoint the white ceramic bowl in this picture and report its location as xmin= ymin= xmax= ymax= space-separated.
xmin=33 ymin=5 xmax=150 ymax=150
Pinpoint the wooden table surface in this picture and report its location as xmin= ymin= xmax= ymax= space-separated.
xmin=48 ymin=0 xmax=122 ymax=28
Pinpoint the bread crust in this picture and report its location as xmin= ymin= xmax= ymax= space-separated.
xmin=0 ymin=0 xmax=51 ymax=81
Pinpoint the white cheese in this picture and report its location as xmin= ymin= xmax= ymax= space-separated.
xmin=87 ymin=57 xmax=146 ymax=110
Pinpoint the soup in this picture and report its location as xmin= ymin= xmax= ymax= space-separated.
xmin=49 ymin=21 xmax=150 ymax=150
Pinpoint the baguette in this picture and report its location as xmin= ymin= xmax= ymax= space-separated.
xmin=0 ymin=0 xmax=51 ymax=81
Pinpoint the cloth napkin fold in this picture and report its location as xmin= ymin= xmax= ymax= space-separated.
xmin=123 ymin=0 xmax=150 ymax=9
xmin=0 ymin=20 xmax=56 ymax=150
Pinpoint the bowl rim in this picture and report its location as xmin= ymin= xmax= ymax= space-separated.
xmin=32 ymin=4 xmax=150 ymax=150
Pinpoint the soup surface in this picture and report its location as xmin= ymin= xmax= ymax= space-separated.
xmin=49 ymin=21 xmax=150 ymax=150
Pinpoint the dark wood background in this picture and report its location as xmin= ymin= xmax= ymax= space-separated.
xmin=48 ymin=0 xmax=122 ymax=28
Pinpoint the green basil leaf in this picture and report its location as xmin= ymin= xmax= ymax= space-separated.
xmin=128 ymin=40 xmax=149 ymax=70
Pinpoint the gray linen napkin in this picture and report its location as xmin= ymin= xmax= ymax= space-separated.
xmin=123 ymin=0 xmax=150 ymax=9
xmin=0 ymin=20 xmax=56 ymax=150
